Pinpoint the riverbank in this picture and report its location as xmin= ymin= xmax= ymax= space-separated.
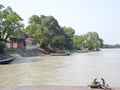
xmin=4 ymin=48 xmax=100 ymax=59
xmin=6 ymin=49 xmax=47 ymax=59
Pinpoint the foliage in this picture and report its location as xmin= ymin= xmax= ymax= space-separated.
xmin=73 ymin=32 xmax=103 ymax=50
xmin=61 ymin=26 xmax=75 ymax=50
xmin=26 ymin=15 xmax=60 ymax=50
xmin=103 ymin=44 xmax=120 ymax=48
xmin=0 ymin=4 xmax=105 ymax=52
xmin=25 ymin=14 xmax=103 ymax=51
xmin=0 ymin=41 xmax=6 ymax=54
xmin=25 ymin=15 xmax=76 ymax=51
xmin=0 ymin=4 xmax=23 ymax=41
xmin=72 ymin=35 xmax=86 ymax=50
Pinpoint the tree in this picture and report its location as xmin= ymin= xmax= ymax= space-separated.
xmin=72 ymin=35 xmax=86 ymax=50
xmin=26 ymin=15 xmax=65 ymax=51
xmin=0 ymin=4 xmax=23 ymax=41
xmin=61 ymin=26 xmax=75 ymax=50
xmin=0 ymin=41 xmax=6 ymax=59
xmin=28 ymin=15 xmax=41 ymax=25
xmin=0 ymin=41 xmax=5 ymax=53
xmin=99 ymin=38 xmax=104 ymax=48
xmin=26 ymin=15 xmax=76 ymax=51
xmin=72 ymin=32 xmax=103 ymax=50
xmin=62 ymin=27 xmax=75 ymax=38
xmin=84 ymin=32 xmax=102 ymax=50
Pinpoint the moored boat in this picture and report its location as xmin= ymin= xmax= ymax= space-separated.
xmin=50 ymin=52 xmax=71 ymax=56
xmin=0 ymin=57 xmax=15 ymax=64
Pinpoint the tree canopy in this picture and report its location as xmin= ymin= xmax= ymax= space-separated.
xmin=0 ymin=4 xmax=104 ymax=52
xmin=0 ymin=4 xmax=23 ymax=41
xmin=25 ymin=15 xmax=75 ymax=51
xmin=25 ymin=14 xmax=103 ymax=51
xmin=73 ymin=32 xmax=103 ymax=50
xmin=72 ymin=35 xmax=86 ymax=50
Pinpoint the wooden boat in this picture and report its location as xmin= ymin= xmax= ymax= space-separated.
xmin=77 ymin=50 xmax=89 ymax=53
xmin=50 ymin=52 xmax=71 ymax=56
xmin=0 ymin=57 xmax=15 ymax=64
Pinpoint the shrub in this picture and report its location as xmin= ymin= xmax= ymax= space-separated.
xmin=0 ymin=41 xmax=6 ymax=54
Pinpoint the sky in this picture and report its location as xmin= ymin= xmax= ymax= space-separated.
xmin=1 ymin=0 xmax=120 ymax=44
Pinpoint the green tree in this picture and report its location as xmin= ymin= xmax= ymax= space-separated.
xmin=0 ymin=41 xmax=6 ymax=53
xmin=84 ymin=32 xmax=102 ymax=50
xmin=72 ymin=32 xmax=103 ymax=50
xmin=0 ymin=4 xmax=23 ymax=41
xmin=72 ymin=35 xmax=86 ymax=50
xmin=99 ymin=38 xmax=104 ymax=48
xmin=0 ymin=41 xmax=6 ymax=59
xmin=62 ymin=26 xmax=75 ymax=50
xmin=26 ymin=15 xmax=66 ymax=51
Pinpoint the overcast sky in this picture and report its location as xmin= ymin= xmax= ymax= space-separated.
xmin=1 ymin=0 xmax=120 ymax=44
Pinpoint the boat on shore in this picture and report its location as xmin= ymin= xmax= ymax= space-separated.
xmin=50 ymin=49 xmax=71 ymax=56
xmin=0 ymin=57 xmax=15 ymax=64
xmin=50 ymin=52 xmax=71 ymax=56
xmin=76 ymin=50 xmax=89 ymax=53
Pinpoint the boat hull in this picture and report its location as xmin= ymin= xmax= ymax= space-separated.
xmin=0 ymin=57 xmax=15 ymax=64
xmin=50 ymin=53 xmax=71 ymax=56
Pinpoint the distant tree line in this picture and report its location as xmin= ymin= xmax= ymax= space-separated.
xmin=0 ymin=4 xmax=104 ymax=52
xmin=103 ymin=44 xmax=120 ymax=48
xmin=24 ymin=15 xmax=103 ymax=51
xmin=72 ymin=32 xmax=103 ymax=51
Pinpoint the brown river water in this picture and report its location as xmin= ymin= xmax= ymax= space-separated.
xmin=0 ymin=49 xmax=120 ymax=87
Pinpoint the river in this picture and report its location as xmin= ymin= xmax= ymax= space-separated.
xmin=0 ymin=49 xmax=120 ymax=87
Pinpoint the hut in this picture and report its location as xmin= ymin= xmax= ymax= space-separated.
xmin=25 ymin=38 xmax=37 ymax=50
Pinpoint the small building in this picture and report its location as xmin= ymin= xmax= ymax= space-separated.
xmin=10 ymin=37 xmax=26 ymax=49
xmin=25 ymin=38 xmax=37 ymax=50
xmin=5 ymin=38 xmax=12 ymax=49
xmin=6 ymin=29 xmax=26 ymax=49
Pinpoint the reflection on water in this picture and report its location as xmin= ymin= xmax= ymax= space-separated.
xmin=0 ymin=49 xmax=120 ymax=87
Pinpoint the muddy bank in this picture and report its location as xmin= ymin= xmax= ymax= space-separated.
xmin=6 ymin=49 xmax=47 ymax=59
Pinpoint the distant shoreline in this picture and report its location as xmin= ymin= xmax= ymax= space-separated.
xmin=6 ymin=48 xmax=101 ymax=59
